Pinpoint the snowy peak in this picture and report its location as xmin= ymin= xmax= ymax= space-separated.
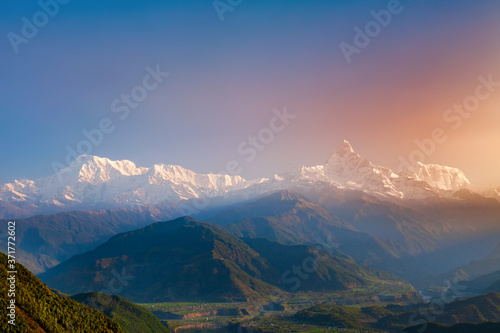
xmin=148 ymin=163 xmax=196 ymax=185
xmin=0 ymin=155 xmax=263 ymax=211
xmin=326 ymin=140 xmax=358 ymax=163
xmin=265 ymin=141 xmax=403 ymax=198
xmin=273 ymin=140 xmax=471 ymax=200
xmin=324 ymin=140 xmax=374 ymax=175
xmin=323 ymin=140 xmax=393 ymax=180
xmin=334 ymin=140 xmax=355 ymax=156
xmin=410 ymin=162 xmax=470 ymax=191
xmin=73 ymin=155 xmax=148 ymax=184
xmin=55 ymin=155 xmax=148 ymax=185
xmin=323 ymin=140 xmax=470 ymax=193
xmin=147 ymin=163 xmax=248 ymax=191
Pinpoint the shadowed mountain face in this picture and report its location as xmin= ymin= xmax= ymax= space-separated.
xmin=440 ymin=242 xmax=500 ymax=280
xmin=242 ymin=237 xmax=403 ymax=292
xmin=207 ymin=190 xmax=345 ymax=227
xmin=0 ymin=251 xmax=123 ymax=333
xmin=40 ymin=217 xmax=408 ymax=302
xmin=460 ymin=269 xmax=500 ymax=295
xmin=212 ymin=191 xmax=399 ymax=254
xmin=208 ymin=191 xmax=431 ymax=279
xmin=312 ymin=186 xmax=500 ymax=260
xmin=438 ymin=242 xmax=500 ymax=295
xmin=217 ymin=191 xmax=356 ymax=244
xmin=208 ymin=190 xmax=500 ymax=282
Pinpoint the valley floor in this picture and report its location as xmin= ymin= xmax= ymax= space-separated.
xmin=140 ymin=286 xmax=418 ymax=332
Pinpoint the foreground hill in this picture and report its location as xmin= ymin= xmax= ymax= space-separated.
xmin=40 ymin=217 xmax=409 ymax=302
xmin=0 ymin=251 xmax=122 ymax=333
xmin=71 ymin=292 xmax=170 ymax=333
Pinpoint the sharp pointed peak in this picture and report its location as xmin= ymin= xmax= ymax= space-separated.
xmin=336 ymin=140 xmax=355 ymax=154
xmin=325 ymin=140 xmax=357 ymax=164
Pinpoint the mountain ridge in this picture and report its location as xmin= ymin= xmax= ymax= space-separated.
xmin=39 ymin=216 xmax=410 ymax=302
xmin=0 ymin=140 xmax=487 ymax=219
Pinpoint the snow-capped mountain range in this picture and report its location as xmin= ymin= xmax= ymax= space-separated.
xmin=260 ymin=140 xmax=471 ymax=200
xmin=1 ymin=154 xmax=264 ymax=207
xmin=0 ymin=140 xmax=492 ymax=218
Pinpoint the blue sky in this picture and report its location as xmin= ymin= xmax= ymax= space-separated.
xmin=1 ymin=0 xmax=499 ymax=186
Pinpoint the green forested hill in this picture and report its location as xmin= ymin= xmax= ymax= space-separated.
xmin=40 ymin=217 xmax=280 ymax=302
xmin=0 ymin=251 xmax=123 ymax=333
xmin=243 ymin=237 xmax=404 ymax=292
xmin=71 ymin=292 xmax=170 ymax=333
xmin=40 ymin=217 xmax=409 ymax=302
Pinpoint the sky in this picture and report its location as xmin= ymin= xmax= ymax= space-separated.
xmin=1 ymin=0 xmax=499 ymax=187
